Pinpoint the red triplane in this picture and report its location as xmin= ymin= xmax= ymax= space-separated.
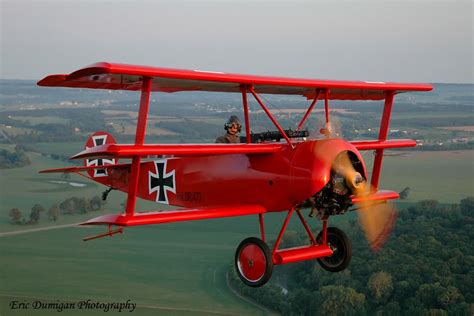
xmin=39 ymin=63 xmax=432 ymax=287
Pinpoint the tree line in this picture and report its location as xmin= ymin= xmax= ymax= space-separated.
xmin=229 ymin=197 xmax=474 ymax=315
xmin=1 ymin=108 xmax=111 ymax=144
xmin=8 ymin=196 xmax=105 ymax=225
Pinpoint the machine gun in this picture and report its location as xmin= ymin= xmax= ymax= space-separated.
xmin=240 ymin=129 xmax=309 ymax=143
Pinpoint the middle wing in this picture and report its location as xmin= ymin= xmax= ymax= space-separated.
xmin=70 ymin=143 xmax=283 ymax=160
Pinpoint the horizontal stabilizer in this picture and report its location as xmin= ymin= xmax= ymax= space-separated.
xmin=71 ymin=143 xmax=282 ymax=160
xmin=351 ymin=190 xmax=400 ymax=204
xmin=39 ymin=163 xmax=130 ymax=174
xmin=81 ymin=204 xmax=267 ymax=227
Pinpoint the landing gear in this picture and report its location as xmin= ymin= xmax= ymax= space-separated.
xmin=235 ymin=237 xmax=273 ymax=287
xmin=235 ymin=210 xmax=352 ymax=287
xmin=316 ymin=227 xmax=352 ymax=272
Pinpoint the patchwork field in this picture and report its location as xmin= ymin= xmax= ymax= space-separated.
xmin=8 ymin=115 xmax=71 ymax=125
xmin=0 ymin=125 xmax=34 ymax=136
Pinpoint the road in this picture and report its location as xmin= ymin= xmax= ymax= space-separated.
xmin=0 ymin=223 xmax=80 ymax=237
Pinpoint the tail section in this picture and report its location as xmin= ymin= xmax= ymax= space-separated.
xmin=85 ymin=131 xmax=118 ymax=178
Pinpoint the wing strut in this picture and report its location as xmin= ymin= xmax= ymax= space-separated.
xmin=125 ymin=77 xmax=152 ymax=216
xmin=296 ymin=89 xmax=321 ymax=131
xmin=241 ymin=86 xmax=251 ymax=144
xmin=248 ymin=86 xmax=294 ymax=147
xmin=324 ymin=89 xmax=331 ymax=136
xmin=370 ymin=91 xmax=395 ymax=191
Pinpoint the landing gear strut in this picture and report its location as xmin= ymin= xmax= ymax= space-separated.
xmin=102 ymin=187 xmax=115 ymax=201
xmin=234 ymin=208 xmax=352 ymax=287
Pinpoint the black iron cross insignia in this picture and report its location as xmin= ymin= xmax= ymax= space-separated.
xmin=86 ymin=135 xmax=115 ymax=177
xmin=149 ymin=160 xmax=176 ymax=204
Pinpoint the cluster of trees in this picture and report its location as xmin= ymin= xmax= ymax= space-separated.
xmin=229 ymin=197 xmax=474 ymax=315
xmin=59 ymin=196 xmax=104 ymax=215
xmin=8 ymin=196 xmax=105 ymax=225
xmin=9 ymin=204 xmax=46 ymax=225
xmin=0 ymin=145 xmax=31 ymax=169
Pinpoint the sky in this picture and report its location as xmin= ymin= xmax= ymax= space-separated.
xmin=1 ymin=0 xmax=473 ymax=83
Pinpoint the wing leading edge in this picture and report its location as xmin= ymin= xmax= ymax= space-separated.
xmin=70 ymin=143 xmax=283 ymax=160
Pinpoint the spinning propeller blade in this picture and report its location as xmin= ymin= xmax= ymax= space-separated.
xmin=332 ymin=152 xmax=397 ymax=252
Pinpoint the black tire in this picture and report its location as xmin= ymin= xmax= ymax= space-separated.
xmin=234 ymin=237 xmax=273 ymax=287
xmin=316 ymin=227 xmax=352 ymax=272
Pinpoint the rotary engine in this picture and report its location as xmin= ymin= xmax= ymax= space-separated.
xmin=311 ymin=172 xmax=352 ymax=217
xmin=309 ymin=152 xmax=366 ymax=218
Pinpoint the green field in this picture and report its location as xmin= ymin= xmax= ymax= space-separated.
xmin=0 ymin=218 xmax=282 ymax=316
xmin=0 ymin=146 xmax=473 ymax=315
xmin=368 ymin=150 xmax=474 ymax=203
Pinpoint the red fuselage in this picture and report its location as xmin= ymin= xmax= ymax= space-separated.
xmin=93 ymin=139 xmax=365 ymax=212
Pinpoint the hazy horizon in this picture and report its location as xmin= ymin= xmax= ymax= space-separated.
xmin=1 ymin=0 xmax=473 ymax=84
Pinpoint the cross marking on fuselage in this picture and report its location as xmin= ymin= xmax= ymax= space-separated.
xmin=149 ymin=160 xmax=176 ymax=204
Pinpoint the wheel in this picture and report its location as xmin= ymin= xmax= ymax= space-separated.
xmin=235 ymin=237 xmax=273 ymax=287
xmin=316 ymin=227 xmax=352 ymax=272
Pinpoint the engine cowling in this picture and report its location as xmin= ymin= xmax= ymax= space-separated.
xmin=289 ymin=139 xmax=367 ymax=209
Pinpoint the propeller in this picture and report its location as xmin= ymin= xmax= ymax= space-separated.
xmin=332 ymin=152 xmax=397 ymax=252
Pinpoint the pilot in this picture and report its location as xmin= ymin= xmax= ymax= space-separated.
xmin=216 ymin=115 xmax=241 ymax=144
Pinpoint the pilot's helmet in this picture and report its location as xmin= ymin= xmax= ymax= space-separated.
xmin=224 ymin=115 xmax=242 ymax=132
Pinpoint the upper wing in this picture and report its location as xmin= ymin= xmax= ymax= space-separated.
xmin=37 ymin=62 xmax=433 ymax=101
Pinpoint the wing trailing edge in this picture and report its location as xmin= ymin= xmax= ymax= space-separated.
xmin=39 ymin=163 xmax=130 ymax=174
